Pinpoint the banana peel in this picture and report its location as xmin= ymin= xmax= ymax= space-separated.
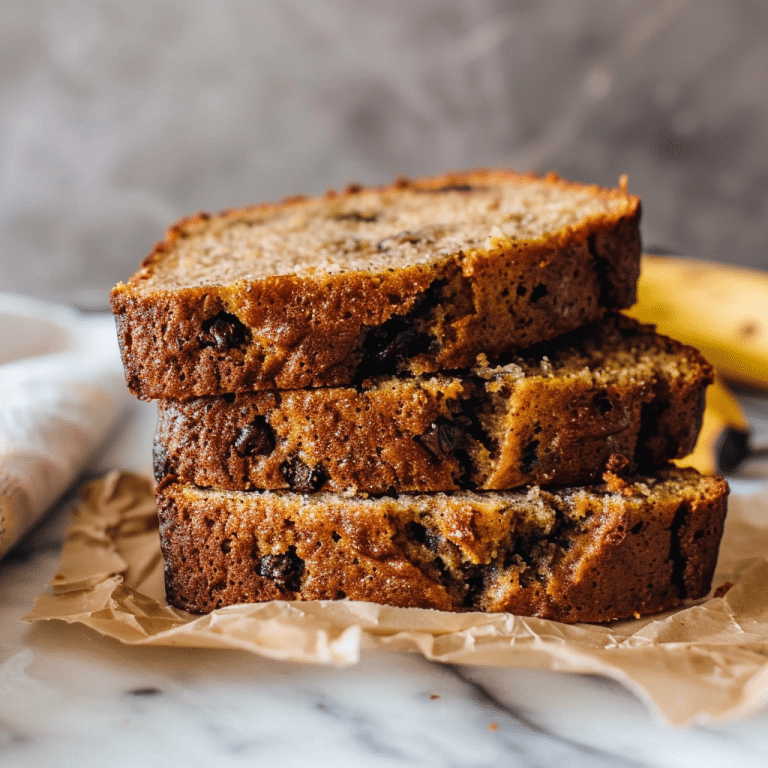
xmin=675 ymin=376 xmax=750 ymax=475
xmin=627 ymin=254 xmax=768 ymax=391
xmin=627 ymin=254 xmax=767 ymax=474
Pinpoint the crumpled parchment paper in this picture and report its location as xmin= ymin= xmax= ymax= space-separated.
xmin=26 ymin=471 xmax=768 ymax=727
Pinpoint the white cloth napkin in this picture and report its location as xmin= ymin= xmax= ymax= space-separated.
xmin=0 ymin=293 xmax=132 ymax=559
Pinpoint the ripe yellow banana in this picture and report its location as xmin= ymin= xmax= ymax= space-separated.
xmin=676 ymin=376 xmax=750 ymax=475
xmin=626 ymin=255 xmax=768 ymax=391
xmin=626 ymin=254 xmax=766 ymax=473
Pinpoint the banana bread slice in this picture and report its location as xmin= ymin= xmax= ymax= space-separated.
xmin=154 ymin=315 xmax=712 ymax=493
xmin=111 ymin=169 xmax=641 ymax=400
xmin=155 ymin=467 xmax=728 ymax=622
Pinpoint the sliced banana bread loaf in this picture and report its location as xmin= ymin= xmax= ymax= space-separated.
xmin=154 ymin=315 xmax=712 ymax=493
xmin=155 ymin=467 xmax=728 ymax=622
xmin=111 ymin=169 xmax=641 ymax=400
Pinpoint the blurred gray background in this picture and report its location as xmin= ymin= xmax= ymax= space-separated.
xmin=2 ymin=0 xmax=767 ymax=309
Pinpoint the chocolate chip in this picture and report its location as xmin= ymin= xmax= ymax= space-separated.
xmin=417 ymin=417 xmax=466 ymax=458
xmin=358 ymin=323 xmax=432 ymax=379
xmin=280 ymin=457 xmax=325 ymax=492
xmin=416 ymin=425 xmax=442 ymax=459
xmin=436 ymin=419 xmax=465 ymax=453
xmin=234 ymin=417 xmax=275 ymax=457
xmin=405 ymin=520 xmax=441 ymax=552
xmin=520 ymin=439 xmax=540 ymax=474
xmin=530 ymin=283 xmax=548 ymax=302
xmin=356 ymin=317 xmax=433 ymax=380
xmin=259 ymin=546 xmax=304 ymax=592
xmin=199 ymin=311 xmax=249 ymax=351
xmin=354 ymin=279 xmax=446 ymax=380
xmin=388 ymin=326 xmax=432 ymax=362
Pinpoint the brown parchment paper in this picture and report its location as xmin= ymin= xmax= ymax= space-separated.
xmin=25 ymin=471 xmax=768 ymax=727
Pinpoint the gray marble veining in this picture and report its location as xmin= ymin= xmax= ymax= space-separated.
xmin=1 ymin=387 xmax=768 ymax=767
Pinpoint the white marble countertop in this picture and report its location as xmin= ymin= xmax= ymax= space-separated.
xmin=2 ymin=5 xmax=768 ymax=763
xmin=2 ymin=396 xmax=768 ymax=768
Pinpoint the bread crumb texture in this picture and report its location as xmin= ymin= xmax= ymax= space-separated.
xmin=156 ymin=467 xmax=728 ymax=623
xmin=154 ymin=315 xmax=712 ymax=493
xmin=110 ymin=169 xmax=641 ymax=398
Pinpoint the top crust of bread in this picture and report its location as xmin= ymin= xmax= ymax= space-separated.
xmin=111 ymin=169 xmax=641 ymax=399
xmin=129 ymin=169 xmax=638 ymax=288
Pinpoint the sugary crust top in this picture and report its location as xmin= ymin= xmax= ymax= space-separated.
xmin=120 ymin=169 xmax=639 ymax=293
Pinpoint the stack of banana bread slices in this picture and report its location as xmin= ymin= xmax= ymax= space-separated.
xmin=111 ymin=169 xmax=728 ymax=623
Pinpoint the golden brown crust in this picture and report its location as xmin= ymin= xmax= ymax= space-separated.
xmin=155 ymin=467 xmax=728 ymax=622
xmin=143 ymin=169 xmax=637 ymax=259
xmin=154 ymin=315 xmax=712 ymax=493
xmin=111 ymin=169 xmax=641 ymax=400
